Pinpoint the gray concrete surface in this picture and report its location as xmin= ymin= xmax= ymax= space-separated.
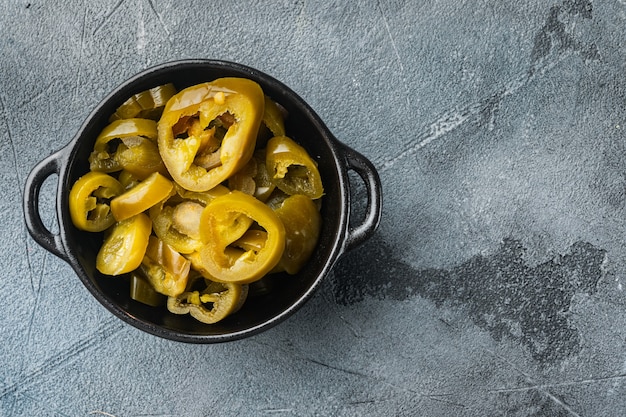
xmin=2 ymin=0 xmax=626 ymax=415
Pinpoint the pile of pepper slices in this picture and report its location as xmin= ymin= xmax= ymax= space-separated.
xmin=69 ymin=78 xmax=324 ymax=324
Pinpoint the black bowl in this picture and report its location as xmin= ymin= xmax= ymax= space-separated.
xmin=23 ymin=59 xmax=382 ymax=343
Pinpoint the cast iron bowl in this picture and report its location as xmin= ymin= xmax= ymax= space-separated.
xmin=23 ymin=59 xmax=382 ymax=343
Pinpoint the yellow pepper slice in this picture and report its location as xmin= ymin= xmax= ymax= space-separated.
xmin=69 ymin=171 xmax=124 ymax=232
xmin=140 ymin=236 xmax=191 ymax=297
xmin=262 ymin=95 xmax=285 ymax=137
xmin=198 ymin=191 xmax=285 ymax=284
xmin=114 ymin=136 xmax=168 ymax=180
xmin=272 ymin=194 xmax=321 ymax=274
xmin=96 ymin=213 xmax=152 ymax=276
xmin=157 ymin=77 xmax=265 ymax=192
xmin=117 ymin=170 xmax=141 ymax=190
xmin=251 ymin=150 xmax=276 ymax=202
xmin=227 ymin=155 xmax=257 ymax=195
xmin=89 ymin=118 xmax=158 ymax=173
xmin=110 ymin=172 xmax=174 ymax=221
xmin=266 ymin=135 xmax=324 ymax=199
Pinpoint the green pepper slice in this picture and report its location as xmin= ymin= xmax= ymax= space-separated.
xmin=166 ymin=281 xmax=248 ymax=324
xmin=130 ymin=272 xmax=166 ymax=307
xmin=251 ymin=149 xmax=276 ymax=202
xmin=117 ymin=170 xmax=141 ymax=190
xmin=227 ymin=155 xmax=257 ymax=196
xmin=109 ymin=83 xmax=177 ymax=122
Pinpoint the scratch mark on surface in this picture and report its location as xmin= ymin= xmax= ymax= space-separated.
xmin=306 ymin=357 xmax=464 ymax=408
xmin=378 ymin=47 xmax=573 ymax=172
xmin=482 ymin=346 xmax=581 ymax=417
xmin=490 ymin=373 xmax=626 ymax=393
xmin=251 ymin=337 xmax=462 ymax=409
xmin=378 ymin=65 xmax=535 ymax=172
xmin=0 ymin=318 xmax=124 ymax=400
xmin=18 ymin=392 xmax=73 ymax=417
xmin=380 ymin=105 xmax=473 ymax=171
xmin=16 ymin=81 xmax=57 ymax=110
xmin=73 ymin=6 xmax=88 ymax=107
xmin=145 ymin=0 xmax=172 ymax=44
xmin=349 ymin=399 xmax=379 ymax=405
xmin=128 ymin=414 xmax=177 ymax=417
xmin=136 ymin=0 xmax=146 ymax=52
xmin=79 ymin=5 xmax=88 ymax=55
xmin=0 ymin=93 xmax=22 ymax=188
xmin=376 ymin=0 xmax=410 ymax=108
xmin=93 ymin=0 xmax=126 ymax=36
xmin=321 ymin=284 xmax=361 ymax=338
xmin=306 ymin=357 xmax=369 ymax=378
xmin=25 ymin=251 xmax=47 ymax=344
xmin=377 ymin=0 xmax=403 ymax=72
xmin=89 ymin=411 xmax=118 ymax=417
xmin=261 ymin=409 xmax=295 ymax=414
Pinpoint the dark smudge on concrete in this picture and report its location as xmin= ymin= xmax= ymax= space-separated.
xmin=530 ymin=0 xmax=598 ymax=70
xmin=331 ymin=237 xmax=606 ymax=363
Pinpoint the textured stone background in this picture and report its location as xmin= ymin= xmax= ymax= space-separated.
xmin=3 ymin=0 xmax=626 ymax=415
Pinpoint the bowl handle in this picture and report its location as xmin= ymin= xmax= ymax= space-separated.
xmin=341 ymin=144 xmax=383 ymax=251
xmin=23 ymin=149 xmax=70 ymax=262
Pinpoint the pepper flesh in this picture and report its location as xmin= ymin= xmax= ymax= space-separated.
xmin=251 ymin=149 xmax=276 ymax=201
xmin=89 ymin=118 xmax=158 ymax=173
xmin=69 ymin=171 xmax=124 ymax=232
xmin=262 ymin=96 xmax=285 ymax=138
xmin=149 ymin=185 xmax=230 ymax=254
xmin=130 ymin=272 xmax=166 ymax=306
xmin=157 ymin=78 xmax=265 ymax=192
xmin=110 ymin=172 xmax=174 ymax=221
xmin=227 ymin=155 xmax=257 ymax=195
xmin=199 ymin=191 xmax=285 ymax=284
xmin=166 ymin=281 xmax=248 ymax=324
xmin=272 ymin=194 xmax=321 ymax=274
xmin=265 ymin=135 xmax=324 ymax=199
xmin=140 ymin=236 xmax=191 ymax=297
xmin=117 ymin=170 xmax=141 ymax=190
xmin=115 ymin=136 xmax=168 ymax=179
xmin=96 ymin=213 xmax=152 ymax=276
xmin=109 ymin=83 xmax=177 ymax=122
